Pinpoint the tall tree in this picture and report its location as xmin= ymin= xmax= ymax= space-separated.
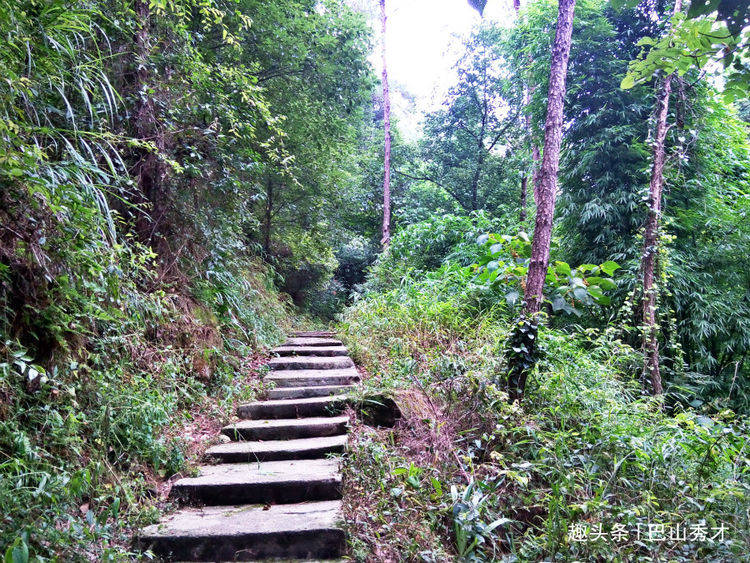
xmin=380 ymin=0 xmax=392 ymax=247
xmin=509 ymin=0 xmax=577 ymax=402
xmin=413 ymin=27 xmax=517 ymax=216
xmin=640 ymin=0 xmax=682 ymax=395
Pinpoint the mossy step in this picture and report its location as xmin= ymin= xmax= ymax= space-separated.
xmin=284 ymin=337 xmax=343 ymax=347
xmin=222 ymin=415 xmax=349 ymax=441
xmin=269 ymin=355 xmax=354 ymax=370
xmin=268 ymin=384 xmax=355 ymax=400
xmin=170 ymin=459 xmax=341 ymax=505
xmin=206 ymin=435 xmax=348 ymax=463
xmin=137 ymin=501 xmax=344 ymax=560
xmin=292 ymin=331 xmax=336 ymax=337
xmin=266 ymin=368 xmax=359 ymax=388
xmin=237 ymin=395 xmax=348 ymax=420
xmin=272 ymin=345 xmax=349 ymax=357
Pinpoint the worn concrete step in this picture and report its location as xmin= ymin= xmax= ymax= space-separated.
xmin=268 ymin=384 xmax=355 ymax=400
xmin=170 ymin=459 xmax=341 ymax=505
xmin=267 ymin=368 xmax=359 ymax=388
xmin=272 ymin=345 xmax=349 ymax=357
xmin=237 ymin=395 xmax=348 ymax=420
xmin=293 ymin=331 xmax=336 ymax=337
xmin=269 ymin=355 xmax=353 ymax=371
xmin=222 ymin=415 xmax=349 ymax=441
xmin=137 ymin=500 xmax=344 ymax=560
xmin=284 ymin=337 xmax=343 ymax=347
xmin=206 ymin=435 xmax=348 ymax=463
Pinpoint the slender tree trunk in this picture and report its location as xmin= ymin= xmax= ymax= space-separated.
xmin=380 ymin=0 xmax=391 ymax=247
xmin=522 ymin=0 xmax=575 ymax=317
xmin=507 ymin=0 xmax=576 ymax=403
xmin=531 ymin=142 xmax=541 ymax=205
xmin=471 ymin=152 xmax=484 ymax=212
xmin=471 ymin=118 xmax=486 ymax=212
xmin=641 ymin=0 xmax=682 ymax=396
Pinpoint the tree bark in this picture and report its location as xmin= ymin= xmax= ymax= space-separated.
xmin=522 ymin=0 xmax=576 ymax=318
xmin=471 ymin=118 xmax=487 ymax=212
xmin=508 ymin=0 xmax=576 ymax=403
xmin=640 ymin=0 xmax=682 ymax=396
xmin=380 ymin=0 xmax=391 ymax=247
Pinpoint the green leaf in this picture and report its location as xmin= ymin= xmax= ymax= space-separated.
xmin=573 ymin=287 xmax=588 ymax=301
xmin=555 ymin=261 xmax=571 ymax=276
xmin=600 ymin=261 xmax=620 ymax=276
xmin=587 ymin=285 xmax=603 ymax=299
xmin=620 ymin=74 xmax=635 ymax=90
xmin=5 ymin=538 xmax=28 ymax=563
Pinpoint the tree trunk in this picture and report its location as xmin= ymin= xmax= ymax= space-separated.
xmin=380 ymin=0 xmax=391 ymax=247
xmin=522 ymin=0 xmax=576 ymax=318
xmin=640 ymin=0 xmax=682 ymax=396
xmin=471 ymin=128 xmax=486 ymax=212
xmin=508 ymin=0 xmax=577 ymax=403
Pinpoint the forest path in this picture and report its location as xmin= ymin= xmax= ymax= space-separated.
xmin=137 ymin=331 xmax=358 ymax=560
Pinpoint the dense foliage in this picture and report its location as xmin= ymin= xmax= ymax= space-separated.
xmin=341 ymin=213 xmax=749 ymax=561
xmin=1 ymin=0 xmax=748 ymax=560
xmin=0 ymin=0 xmax=373 ymax=558
xmin=337 ymin=0 xmax=749 ymax=560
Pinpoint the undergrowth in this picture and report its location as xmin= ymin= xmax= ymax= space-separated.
xmin=0 ymin=194 xmax=290 ymax=559
xmin=339 ymin=263 xmax=750 ymax=561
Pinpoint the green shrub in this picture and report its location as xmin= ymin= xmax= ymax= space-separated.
xmin=340 ymin=266 xmax=750 ymax=561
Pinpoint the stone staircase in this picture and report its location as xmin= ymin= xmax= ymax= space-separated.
xmin=137 ymin=331 xmax=357 ymax=561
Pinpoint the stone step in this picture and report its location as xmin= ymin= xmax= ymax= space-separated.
xmin=284 ymin=337 xmax=343 ymax=347
xmin=268 ymin=384 xmax=355 ymax=400
xmin=206 ymin=435 xmax=348 ymax=463
xmin=237 ymin=395 xmax=348 ymax=420
xmin=137 ymin=500 xmax=345 ymax=560
xmin=267 ymin=368 xmax=360 ymax=388
xmin=269 ymin=355 xmax=353 ymax=371
xmin=170 ymin=459 xmax=341 ymax=505
xmin=222 ymin=415 xmax=349 ymax=441
xmin=272 ymin=345 xmax=349 ymax=357
xmin=293 ymin=331 xmax=336 ymax=337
